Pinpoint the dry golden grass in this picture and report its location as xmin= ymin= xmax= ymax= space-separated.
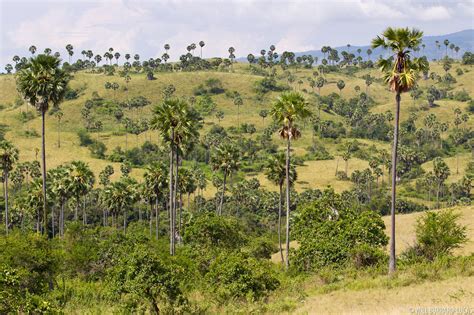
xmin=295 ymin=276 xmax=474 ymax=315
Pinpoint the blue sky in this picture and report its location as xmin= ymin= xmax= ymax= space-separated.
xmin=1 ymin=0 xmax=473 ymax=67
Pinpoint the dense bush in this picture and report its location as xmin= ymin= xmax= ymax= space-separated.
xmin=243 ymin=237 xmax=278 ymax=259
xmin=183 ymin=212 xmax=247 ymax=250
xmin=293 ymin=189 xmax=388 ymax=271
xmin=0 ymin=232 xmax=60 ymax=313
xmin=205 ymin=252 xmax=279 ymax=302
xmin=412 ymin=209 xmax=467 ymax=261
xmin=108 ymin=245 xmax=189 ymax=313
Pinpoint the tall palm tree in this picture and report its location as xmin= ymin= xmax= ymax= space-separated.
xmin=0 ymin=140 xmax=19 ymax=234
xmin=16 ymin=54 xmax=70 ymax=235
xmin=70 ymin=161 xmax=94 ymax=225
xmin=199 ymin=41 xmax=205 ymax=58
xmin=211 ymin=143 xmax=240 ymax=215
xmin=265 ymin=152 xmax=296 ymax=263
xmin=443 ymin=39 xmax=449 ymax=58
xmin=150 ymin=98 xmax=201 ymax=255
xmin=144 ymin=162 xmax=168 ymax=240
xmin=65 ymin=44 xmax=74 ymax=63
xmin=270 ymin=92 xmax=311 ymax=268
xmin=372 ymin=27 xmax=427 ymax=274
xmin=49 ymin=165 xmax=73 ymax=237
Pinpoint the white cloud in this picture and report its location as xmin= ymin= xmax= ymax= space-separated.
xmin=417 ymin=5 xmax=451 ymax=21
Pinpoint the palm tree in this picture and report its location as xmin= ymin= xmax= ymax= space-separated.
xmin=29 ymin=45 xmax=37 ymax=55
xmin=28 ymin=45 xmax=36 ymax=55
xmin=49 ymin=165 xmax=73 ymax=237
xmin=150 ymin=98 xmax=201 ymax=255
xmin=270 ymin=92 xmax=311 ymax=268
xmin=144 ymin=162 xmax=168 ymax=240
xmin=0 ymin=141 xmax=19 ymax=234
xmin=199 ymin=41 xmax=205 ymax=58
xmin=65 ymin=44 xmax=73 ymax=63
xmin=372 ymin=27 xmax=427 ymax=273
xmin=16 ymin=54 xmax=70 ymax=235
xmin=70 ymin=161 xmax=94 ymax=225
xmin=54 ymin=110 xmax=63 ymax=148
xmin=233 ymin=94 xmax=243 ymax=126
xmin=211 ymin=143 xmax=240 ymax=215
xmin=114 ymin=52 xmax=121 ymax=65
xmin=265 ymin=152 xmax=296 ymax=263
xmin=443 ymin=39 xmax=449 ymax=58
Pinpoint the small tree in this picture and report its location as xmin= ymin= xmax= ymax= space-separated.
xmin=433 ymin=157 xmax=450 ymax=209
xmin=109 ymin=246 xmax=187 ymax=314
xmin=414 ymin=209 xmax=467 ymax=260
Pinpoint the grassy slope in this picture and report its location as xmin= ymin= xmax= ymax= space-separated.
xmin=0 ymin=62 xmax=472 ymax=194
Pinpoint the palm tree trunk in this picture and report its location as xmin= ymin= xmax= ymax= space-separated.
xmin=51 ymin=206 xmax=55 ymax=237
xmin=174 ymin=151 xmax=179 ymax=245
xmin=285 ymin=133 xmax=292 ymax=269
xmin=57 ymin=119 xmax=61 ymax=148
xmin=169 ymin=134 xmax=175 ymax=255
xmin=123 ymin=207 xmax=126 ymax=234
xmin=155 ymin=196 xmax=159 ymax=240
xmin=83 ymin=197 xmax=86 ymax=225
xmin=41 ymin=111 xmax=48 ymax=236
xmin=178 ymin=192 xmax=183 ymax=244
xmin=4 ymin=172 xmax=9 ymax=235
xmin=218 ymin=172 xmax=227 ymax=215
xmin=389 ymin=93 xmax=401 ymax=274
xmin=437 ymin=182 xmax=441 ymax=209
xmin=278 ymin=183 xmax=284 ymax=263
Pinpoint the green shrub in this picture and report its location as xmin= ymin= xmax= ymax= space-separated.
xmin=89 ymin=140 xmax=107 ymax=158
xmin=17 ymin=111 xmax=36 ymax=122
xmin=205 ymin=252 xmax=279 ymax=302
xmin=293 ymin=189 xmax=388 ymax=271
xmin=453 ymin=89 xmax=471 ymax=102
xmin=108 ymin=245 xmax=188 ymax=313
xmin=244 ymin=237 xmax=278 ymax=259
xmin=413 ymin=209 xmax=467 ymax=261
xmin=77 ymin=130 xmax=94 ymax=146
xmin=350 ymin=244 xmax=387 ymax=268
xmin=0 ymin=232 xmax=60 ymax=313
xmin=183 ymin=212 xmax=247 ymax=250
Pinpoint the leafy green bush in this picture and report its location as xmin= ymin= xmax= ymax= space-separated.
xmin=205 ymin=252 xmax=279 ymax=302
xmin=89 ymin=140 xmax=107 ymax=158
xmin=17 ymin=111 xmax=36 ymax=122
xmin=350 ymin=244 xmax=387 ymax=268
xmin=183 ymin=212 xmax=247 ymax=250
xmin=453 ymin=89 xmax=471 ymax=102
xmin=108 ymin=245 xmax=188 ymax=313
xmin=0 ymin=232 xmax=60 ymax=313
xmin=243 ymin=236 xmax=278 ymax=259
xmin=412 ymin=209 xmax=467 ymax=261
xmin=77 ymin=130 xmax=94 ymax=146
xmin=293 ymin=189 xmax=388 ymax=271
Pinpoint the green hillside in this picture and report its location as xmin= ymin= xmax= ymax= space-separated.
xmin=1 ymin=61 xmax=472 ymax=199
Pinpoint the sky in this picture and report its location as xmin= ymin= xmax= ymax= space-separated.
xmin=1 ymin=0 xmax=473 ymax=66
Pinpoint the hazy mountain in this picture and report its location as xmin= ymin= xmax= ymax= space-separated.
xmin=239 ymin=29 xmax=473 ymax=62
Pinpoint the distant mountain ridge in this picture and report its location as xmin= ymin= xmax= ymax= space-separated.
xmin=238 ymin=29 xmax=474 ymax=62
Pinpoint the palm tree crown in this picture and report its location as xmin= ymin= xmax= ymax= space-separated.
xmin=371 ymin=27 xmax=427 ymax=93
xmin=270 ymin=91 xmax=312 ymax=140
